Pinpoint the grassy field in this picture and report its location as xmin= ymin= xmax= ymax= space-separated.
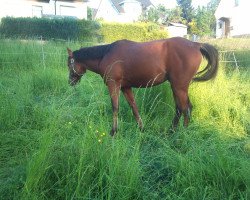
xmin=0 ymin=39 xmax=250 ymax=200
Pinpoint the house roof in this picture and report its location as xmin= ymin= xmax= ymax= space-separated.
xmin=31 ymin=0 xmax=85 ymax=2
xmin=30 ymin=0 xmax=50 ymax=2
xmin=92 ymin=0 xmax=153 ymax=20
xmin=111 ymin=0 xmax=152 ymax=13
xmin=168 ymin=22 xmax=187 ymax=28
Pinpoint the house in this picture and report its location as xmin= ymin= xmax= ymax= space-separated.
xmin=89 ymin=0 xmax=153 ymax=23
xmin=215 ymin=0 xmax=250 ymax=38
xmin=166 ymin=22 xmax=187 ymax=38
xmin=0 ymin=0 xmax=87 ymax=19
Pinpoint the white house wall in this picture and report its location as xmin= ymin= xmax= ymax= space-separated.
xmin=0 ymin=0 xmax=48 ymax=18
xmin=95 ymin=0 xmax=118 ymax=21
xmin=0 ymin=0 xmax=87 ymax=19
xmin=55 ymin=1 xmax=87 ymax=19
xmin=215 ymin=0 xmax=250 ymax=37
xmin=230 ymin=1 xmax=250 ymax=36
xmin=215 ymin=22 xmax=224 ymax=38
xmin=167 ymin=26 xmax=187 ymax=37
xmin=215 ymin=0 xmax=234 ymax=19
xmin=94 ymin=0 xmax=143 ymax=23
xmin=121 ymin=0 xmax=142 ymax=22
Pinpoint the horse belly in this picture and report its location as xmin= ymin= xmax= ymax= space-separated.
xmin=122 ymin=65 xmax=167 ymax=88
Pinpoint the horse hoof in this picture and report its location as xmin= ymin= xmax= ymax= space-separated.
xmin=139 ymin=126 xmax=144 ymax=132
xmin=168 ymin=127 xmax=176 ymax=135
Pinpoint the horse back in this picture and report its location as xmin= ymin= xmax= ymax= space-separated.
xmin=100 ymin=38 xmax=202 ymax=88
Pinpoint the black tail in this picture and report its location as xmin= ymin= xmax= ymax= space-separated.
xmin=193 ymin=43 xmax=219 ymax=82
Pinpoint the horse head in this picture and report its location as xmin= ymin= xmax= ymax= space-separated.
xmin=67 ymin=48 xmax=86 ymax=86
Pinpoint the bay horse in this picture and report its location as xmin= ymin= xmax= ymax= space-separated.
xmin=67 ymin=37 xmax=218 ymax=136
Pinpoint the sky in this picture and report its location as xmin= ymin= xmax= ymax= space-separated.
xmin=88 ymin=0 xmax=212 ymax=9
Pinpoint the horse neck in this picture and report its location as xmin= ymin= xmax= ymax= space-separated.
xmin=83 ymin=59 xmax=101 ymax=74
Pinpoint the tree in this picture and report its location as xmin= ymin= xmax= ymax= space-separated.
xmin=140 ymin=5 xmax=184 ymax=25
xmin=87 ymin=7 xmax=93 ymax=20
xmin=167 ymin=7 xmax=184 ymax=23
xmin=206 ymin=0 xmax=220 ymax=32
xmin=176 ymin=0 xmax=194 ymax=23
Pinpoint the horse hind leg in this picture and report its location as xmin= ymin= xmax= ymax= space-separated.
xmin=184 ymin=97 xmax=193 ymax=126
xmin=170 ymin=88 xmax=191 ymax=132
xmin=170 ymin=106 xmax=182 ymax=131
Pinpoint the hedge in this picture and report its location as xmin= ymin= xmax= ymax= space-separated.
xmin=0 ymin=17 xmax=100 ymax=41
xmin=100 ymin=22 xmax=168 ymax=43
xmin=0 ymin=17 xmax=168 ymax=42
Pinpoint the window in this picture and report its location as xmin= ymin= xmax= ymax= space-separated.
xmin=32 ymin=5 xmax=43 ymax=17
xmin=218 ymin=21 xmax=223 ymax=29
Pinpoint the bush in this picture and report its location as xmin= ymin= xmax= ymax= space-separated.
xmin=100 ymin=22 xmax=168 ymax=43
xmin=0 ymin=17 xmax=100 ymax=41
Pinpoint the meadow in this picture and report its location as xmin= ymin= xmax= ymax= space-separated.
xmin=0 ymin=38 xmax=249 ymax=200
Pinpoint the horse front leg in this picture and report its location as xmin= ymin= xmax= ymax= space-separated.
xmin=122 ymin=87 xmax=143 ymax=131
xmin=108 ymin=83 xmax=120 ymax=136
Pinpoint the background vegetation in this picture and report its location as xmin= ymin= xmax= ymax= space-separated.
xmin=0 ymin=37 xmax=249 ymax=199
xmin=141 ymin=0 xmax=220 ymax=37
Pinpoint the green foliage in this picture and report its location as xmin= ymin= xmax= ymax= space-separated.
xmin=189 ymin=7 xmax=213 ymax=37
xmin=141 ymin=7 xmax=161 ymax=23
xmin=189 ymin=0 xmax=220 ymax=36
xmin=167 ymin=6 xmax=185 ymax=23
xmin=140 ymin=5 xmax=167 ymax=24
xmin=0 ymin=39 xmax=250 ymax=200
xmin=100 ymin=22 xmax=168 ymax=43
xmin=0 ymin=17 xmax=100 ymax=41
xmin=140 ymin=5 xmax=184 ymax=25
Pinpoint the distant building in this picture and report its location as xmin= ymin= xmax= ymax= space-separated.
xmin=89 ymin=0 xmax=153 ymax=23
xmin=166 ymin=22 xmax=187 ymax=38
xmin=0 ymin=0 xmax=87 ymax=19
xmin=215 ymin=0 xmax=250 ymax=38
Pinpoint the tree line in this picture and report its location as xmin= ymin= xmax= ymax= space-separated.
xmin=140 ymin=0 xmax=220 ymax=37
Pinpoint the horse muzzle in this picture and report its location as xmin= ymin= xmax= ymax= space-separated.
xmin=69 ymin=78 xmax=80 ymax=86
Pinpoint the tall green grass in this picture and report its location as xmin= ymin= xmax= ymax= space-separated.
xmin=0 ymin=39 xmax=249 ymax=200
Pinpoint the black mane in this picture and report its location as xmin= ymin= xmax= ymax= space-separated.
xmin=73 ymin=43 xmax=114 ymax=62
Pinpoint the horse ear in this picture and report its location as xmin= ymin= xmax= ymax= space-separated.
xmin=67 ymin=47 xmax=73 ymax=57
